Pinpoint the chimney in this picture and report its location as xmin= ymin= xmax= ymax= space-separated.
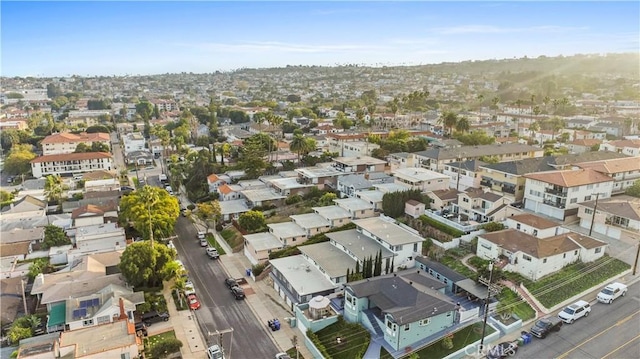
xmin=118 ymin=297 xmax=127 ymax=320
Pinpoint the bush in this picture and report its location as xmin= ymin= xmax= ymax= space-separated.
xmin=418 ymin=215 xmax=464 ymax=237
xmin=150 ymin=338 xmax=183 ymax=358
xmin=483 ymin=222 xmax=505 ymax=232
xmin=252 ymin=262 xmax=267 ymax=276
xmin=285 ymin=194 xmax=303 ymax=205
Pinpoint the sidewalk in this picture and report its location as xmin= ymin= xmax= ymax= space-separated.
xmin=161 ymin=281 xmax=208 ymax=358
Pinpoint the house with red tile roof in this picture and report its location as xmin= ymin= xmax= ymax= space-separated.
xmin=41 ymin=132 xmax=110 ymax=155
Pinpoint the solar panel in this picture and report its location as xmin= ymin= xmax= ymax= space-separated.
xmin=79 ymin=300 xmax=88 ymax=308
xmin=79 ymin=308 xmax=87 ymax=317
xmin=92 ymin=298 xmax=100 ymax=306
xmin=73 ymin=309 xmax=81 ymax=318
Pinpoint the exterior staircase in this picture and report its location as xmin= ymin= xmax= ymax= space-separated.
xmin=364 ymin=309 xmax=383 ymax=336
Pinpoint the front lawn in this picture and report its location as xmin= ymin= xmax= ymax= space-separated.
xmin=171 ymin=290 xmax=188 ymax=311
xmin=439 ymin=255 xmax=477 ymax=278
xmin=525 ymin=255 xmax=630 ymax=308
xmin=220 ymin=227 xmax=243 ymax=251
xmin=497 ymin=288 xmax=536 ymax=321
xmin=380 ymin=322 xmax=496 ymax=359
xmin=144 ymin=330 xmax=179 ymax=358
xmin=308 ymin=317 xmax=370 ymax=359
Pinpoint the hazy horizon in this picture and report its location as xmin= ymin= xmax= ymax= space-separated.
xmin=2 ymin=1 xmax=638 ymax=77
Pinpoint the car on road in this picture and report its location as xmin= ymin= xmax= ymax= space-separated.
xmin=165 ymin=185 xmax=174 ymax=195
xmin=197 ymin=231 xmax=206 ymax=239
xmin=200 ymin=238 xmax=208 ymax=247
xmin=597 ymin=282 xmax=628 ymax=304
xmin=206 ymin=344 xmax=224 ymax=359
xmin=141 ymin=311 xmax=170 ymax=326
xmin=231 ymin=286 xmax=245 ymax=300
xmin=558 ymin=300 xmax=591 ymax=324
xmin=167 ymin=240 xmax=176 ymax=251
xmin=486 ymin=340 xmax=518 ymax=359
xmin=188 ymin=294 xmax=201 ymax=310
xmin=224 ymin=278 xmax=239 ymax=289
xmin=530 ymin=317 xmax=563 ymax=338
xmin=184 ymin=281 xmax=196 ymax=296
xmin=206 ymin=247 xmax=220 ymax=259
xmin=275 ymin=353 xmax=292 ymax=359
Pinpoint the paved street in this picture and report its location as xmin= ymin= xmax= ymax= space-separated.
xmin=516 ymin=281 xmax=640 ymax=359
xmin=172 ymin=216 xmax=279 ymax=359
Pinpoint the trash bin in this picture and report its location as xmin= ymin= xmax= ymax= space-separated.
xmin=521 ymin=333 xmax=532 ymax=345
xmin=273 ymin=319 xmax=280 ymax=331
xmin=246 ymin=268 xmax=252 ymax=276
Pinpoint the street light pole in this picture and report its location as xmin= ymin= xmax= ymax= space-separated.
xmin=479 ymin=261 xmax=494 ymax=354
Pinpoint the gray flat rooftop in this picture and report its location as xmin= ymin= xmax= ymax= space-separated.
xmin=59 ymin=320 xmax=135 ymax=356
xmin=295 ymin=166 xmax=343 ymax=178
xmin=268 ymin=222 xmax=307 ymax=239
xmin=243 ymin=232 xmax=283 ymax=251
xmin=356 ymin=190 xmax=384 ymax=203
xmin=353 ymin=217 xmax=425 ymax=246
xmin=326 ymin=229 xmax=395 ymax=262
xmin=393 ymin=167 xmax=449 ymax=181
xmin=299 ymin=242 xmax=356 ymax=279
xmin=333 ymin=198 xmax=375 ymax=212
xmin=242 ymin=188 xmax=287 ymax=202
xmin=269 ymin=255 xmax=337 ymax=296
xmin=374 ymin=182 xmax=412 ymax=193
xmin=0 ymin=227 xmax=44 ymax=244
xmin=334 ymin=155 xmax=387 ymax=166
xmin=270 ymin=177 xmax=313 ymax=190
xmin=291 ymin=213 xmax=331 ymax=229
xmin=219 ymin=199 xmax=250 ymax=215
xmin=312 ymin=206 xmax=351 ymax=220
xmin=75 ymin=222 xmax=122 ymax=238
xmin=238 ymin=179 xmax=266 ymax=189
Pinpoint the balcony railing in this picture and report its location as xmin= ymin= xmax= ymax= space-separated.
xmin=480 ymin=180 xmax=492 ymax=187
xmin=543 ymin=199 xmax=566 ymax=208
xmin=545 ymin=187 xmax=568 ymax=197
xmin=502 ymin=186 xmax=516 ymax=194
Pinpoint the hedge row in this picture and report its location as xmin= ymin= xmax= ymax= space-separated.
xmin=418 ymin=215 xmax=464 ymax=238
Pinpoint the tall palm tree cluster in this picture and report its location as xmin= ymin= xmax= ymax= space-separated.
xmin=437 ymin=111 xmax=470 ymax=137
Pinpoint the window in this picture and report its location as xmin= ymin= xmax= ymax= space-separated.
xmin=584 ymin=208 xmax=593 ymax=215
xmin=543 ymin=258 xmax=547 ymax=263
xmin=83 ymin=319 xmax=94 ymax=327
xmin=574 ymin=250 xmax=578 ymax=255
xmin=587 ymin=184 xmax=594 ymax=190
xmin=463 ymin=197 xmax=469 ymax=203
xmin=570 ymin=198 xmax=577 ymax=204
xmin=585 ymin=195 xmax=592 ymax=201
xmin=404 ymin=324 xmax=410 ymax=331
xmin=481 ymin=243 xmax=492 ymax=250
xmin=97 ymin=315 xmax=110 ymax=325
xmin=516 ymin=224 xmax=521 ymax=230
xmin=595 ymin=247 xmax=602 ymax=253
xmin=419 ymin=318 xmax=431 ymax=326
xmin=121 ymin=354 xmax=131 ymax=359
xmin=563 ymin=253 xmax=567 ymax=258
xmin=522 ymin=254 xmax=532 ymax=261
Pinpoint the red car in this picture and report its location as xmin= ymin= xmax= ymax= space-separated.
xmin=187 ymin=294 xmax=201 ymax=310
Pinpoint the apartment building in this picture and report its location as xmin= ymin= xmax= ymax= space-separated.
xmin=31 ymin=152 xmax=114 ymax=178
xmin=41 ymin=132 xmax=111 ymax=155
xmin=392 ymin=167 xmax=449 ymax=192
xmin=574 ymin=157 xmax=640 ymax=194
xmin=412 ymin=144 xmax=543 ymax=172
xmin=523 ymin=169 xmax=614 ymax=221
xmin=122 ymin=132 xmax=146 ymax=155
xmin=576 ymin=195 xmax=640 ymax=240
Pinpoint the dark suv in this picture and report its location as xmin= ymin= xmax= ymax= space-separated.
xmin=141 ymin=311 xmax=170 ymax=326
xmin=231 ymin=286 xmax=245 ymax=300
xmin=224 ymin=278 xmax=239 ymax=288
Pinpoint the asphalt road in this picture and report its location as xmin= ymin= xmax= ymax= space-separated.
xmin=516 ymin=281 xmax=640 ymax=359
xmin=172 ymin=206 xmax=278 ymax=359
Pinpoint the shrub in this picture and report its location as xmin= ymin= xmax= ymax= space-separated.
xmin=418 ymin=215 xmax=464 ymax=238
xmin=285 ymin=194 xmax=303 ymax=205
xmin=150 ymin=338 xmax=183 ymax=358
xmin=252 ymin=262 xmax=267 ymax=276
xmin=483 ymin=222 xmax=505 ymax=232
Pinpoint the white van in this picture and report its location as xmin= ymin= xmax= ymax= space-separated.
xmin=597 ymin=282 xmax=628 ymax=304
xmin=165 ymin=185 xmax=174 ymax=195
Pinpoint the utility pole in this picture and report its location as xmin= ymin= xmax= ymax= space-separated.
xmin=588 ymin=193 xmax=602 ymax=236
xmin=21 ymin=278 xmax=28 ymax=315
xmin=479 ymin=260 xmax=500 ymax=354
xmin=633 ymin=243 xmax=640 ymax=276
xmin=210 ymin=328 xmax=234 ymax=359
xmin=291 ymin=335 xmax=299 ymax=359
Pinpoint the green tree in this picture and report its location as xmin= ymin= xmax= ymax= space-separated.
xmin=150 ymin=338 xmax=184 ymax=358
xmin=195 ymin=201 xmax=222 ymax=233
xmin=28 ymin=258 xmax=51 ymax=280
xmin=119 ymin=186 xmax=180 ymax=241
xmin=455 ymin=117 xmax=470 ymax=133
xmin=438 ymin=111 xmax=459 ymax=137
xmin=43 ymin=225 xmax=71 ymax=249
xmin=118 ymin=241 xmax=177 ymax=288
xmin=1 ymin=190 xmax=15 ymax=207
xmin=239 ymin=138 xmax=268 ymax=179
xmin=135 ymin=101 xmax=154 ymax=120
xmin=625 ymin=180 xmax=640 ymax=198
xmin=483 ymin=222 xmax=506 ymax=232
xmin=454 ymin=131 xmax=496 ymax=146
xmin=381 ymin=189 xmax=424 ymax=218
xmin=4 ymin=144 xmax=37 ymax=175
xmin=44 ymin=175 xmax=63 ymax=208
xmin=7 ymin=325 xmax=31 ymax=345
xmin=74 ymin=143 xmax=90 ymax=153
xmin=239 ymin=210 xmax=266 ymax=233
xmin=91 ymin=142 xmax=110 ymax=152
xmin=318 ymin=192 xmax=337 ymax=206
xmin=289 ymin=134 xmax=307 ymax=164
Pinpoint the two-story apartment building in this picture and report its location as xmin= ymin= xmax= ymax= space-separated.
xmin=454 ymin=188 xmax=513 ymax=223
xmin=523 ymin=169 xmax=614 ymax=221
xmin=599 ymin=139 xmax=640 ymax=157
xmin=478 ymin=157 xmax=557 ymax=201
xmin=476 ymin=229 xmax=607 ymax=280
xmin=574 ymin=157 xmax=640 ymax=194
xmin=332 ymin=156 xmax=387 ymax=174
xmin=41 ymin=132 xmax=110 ymax=155
xmin=333 ymin=197 xmax=376 ymax=219
xmin=442 ymin=160 xmax=485 ymax=191
xmin=337 ymin=174 xmax=373 ymax=198
xmin=412 ymin=144 xmax=544 ymax=172
xmin=392 ymin=167 xmax=449 ymax=192
xmin=122 ymin=132 xmax=146 ymax=155
xmin=505 ymin=213 xmax=564 ymax=238
xmin=296 ymin=165 xmax=343 ymax=190
xmin=31 ymin=152 xmax=114 ymax=178
xmin=576 ymin=195 xmax=640 ymax=240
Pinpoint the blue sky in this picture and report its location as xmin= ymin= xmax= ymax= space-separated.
xmin=2 ymin=1 xmax=638 ymax=77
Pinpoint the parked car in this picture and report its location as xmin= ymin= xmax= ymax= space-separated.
xmin=200 ymin=238 xmax=208 ymax=247
xmin=597 ymin=282 xmax=628 ymax=304
xmin=486 ymin=340 xmax=518 ymax=359
xmin=206 ymin=247 xmax=220 ymax=259
xmin=275 ymin=353 xmax=292 ymax=359
xmin=197 ymin=231 xmax=206 ymax=240
xmin=530 ymin=317 xmax=563 ymax=338
xmin=188 ymin=294 xmax=201 ymax=310
xmin=184 ymin=281 xmax=196 ymax=296
xmin=167 ymin=240 xmax=176 ymax=251
xmin=206 ymin=344 xmax=224 ymax=359
xmin=558 ymin=300 xmax=591 ymax=324
xmin=224 ymin=278 xmax=238 ymax=289
xmin=231 ymin=286 xmax=245 ymax=300
xmin=165 ymin=185 xmax=174 ymax=195
xmin=141 ymin=311 xmax=170 ymax=326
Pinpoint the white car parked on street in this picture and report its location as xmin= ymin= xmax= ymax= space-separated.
xmin=597 ymin=282 xmax=628 ymax=304
xmin=558 ymin=300 xmax=591 ymax=324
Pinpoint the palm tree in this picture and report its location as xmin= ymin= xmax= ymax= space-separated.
xmin=173 ymin=277 xmax=187 ymax=307
xmin=529 ymin=122 xmax=540 ymax=145
xmin=289 ymin=134 xmax=306 ymax=164
xmin=44 ymin=175 xmax=63 ymax=210
xmin=455 ymin=117 xmax=470 ymax=133
xmin=438 ymin=111 xmax=459 ymax=137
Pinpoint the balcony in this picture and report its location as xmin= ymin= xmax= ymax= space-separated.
xmin=545 ymin=187 xmax=568 ymax=197
xmin=543 ymin=199 xmax=566 ymax=209
xmin=501 ymin=186 xmax=516 ymax=194
xmin=472 ymin=206 xmax=488 ymax=214
xmin=480 ymin=180 xmax=492 ymax=187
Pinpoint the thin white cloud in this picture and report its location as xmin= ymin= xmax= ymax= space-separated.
xmin=175 ymin=40 xmax=401 ymax=54
xmin=433 ymin=24 xmax=589 ymax=35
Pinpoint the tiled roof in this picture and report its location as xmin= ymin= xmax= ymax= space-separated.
xmin=207 ymin=174 xmax=220 ymax=183
xmin=575 ymin=157 xmax=640 ymax=174
xmin=509 ymin=213 xmax=559 ymax=229
xmin=31 ymin=152 xmax=112 ymax=163
xmin=579 ymin=195 xmax=640 ymax=221
xmin=481 ymin=229 xmax=606 ymax=258
xmin=524 ymin=169 xmax=612 ymax=187
xmin=41 ymin=132 xmax=110 ymax=144
xmin=217 ymin=184 xmax=235 ymax=195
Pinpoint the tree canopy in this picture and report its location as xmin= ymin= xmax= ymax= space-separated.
xmin=119 ymin=186 xmax=180 ymax=240
xmin=239 ymin=210 xmax=266 ymax=233
xmin=4 ymin=144 xmax=36 ymax=175
xmin=43 ymin=225 xmax=71 ymax=249
xmin=625 ymin=180 xmax=640 ymax=198
xmin=382 ymin=189 xmax=426 ymax=218
xmin=118 ymin=241 xmax=177 ymax=288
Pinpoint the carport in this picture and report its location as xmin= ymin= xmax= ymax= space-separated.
xmin=455 ymin=278 xmax=488 ymax=300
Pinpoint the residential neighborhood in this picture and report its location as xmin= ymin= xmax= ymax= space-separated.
xmin=1 ymin=52 xmax=639 ymax=359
